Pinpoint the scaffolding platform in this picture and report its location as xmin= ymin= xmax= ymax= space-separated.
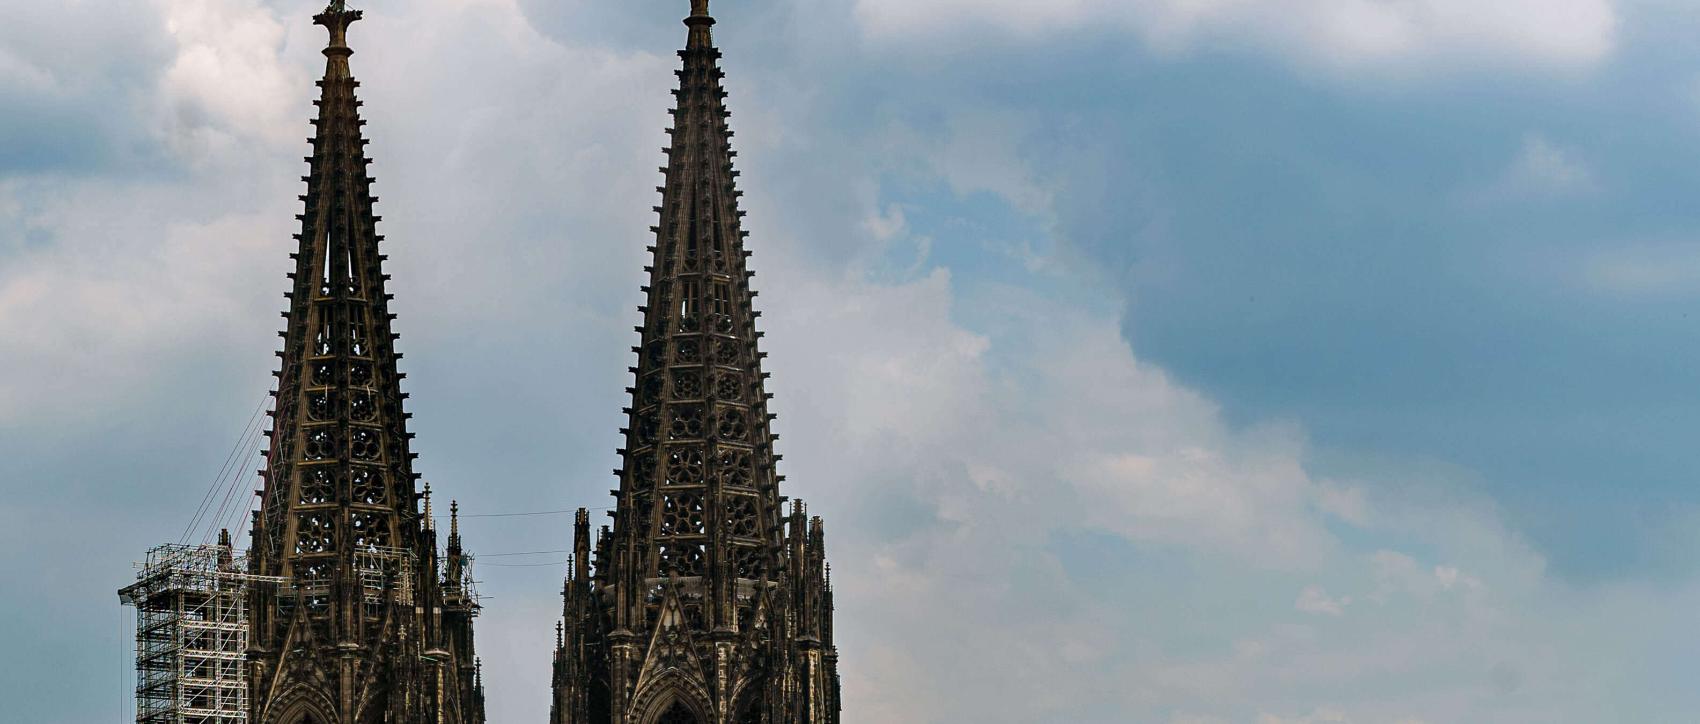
xmin=118 ymin=541 xmax=284 ymax=724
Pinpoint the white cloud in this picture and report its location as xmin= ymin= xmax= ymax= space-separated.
xmin=854 ymin=0 xmax=1618 ymax=74
xmin=1259 ymin=709 xmax=1351 ymax=724
xmin=863 ymin=203 xmax=908 ymax=242
xmin=746 ymin=34 xmax=1697 ymax=722
xmin=156 ymin=0 xmax=305 ymax=157
xmin=1296 ymin=586 xmax=1351 ymax=616
xmin=762 ymin=252 xmax=1700 ymax=721
xmin=878 ymin=110 xmax=1053 ymax=215
xmin=0 ymin=1 xmax=164 ymax=96
xmin=1579 ymin=243 xmax=1700 ymax=295
xmin=0 ymin=0 xmax=671 ymax=426
xmin=0 ymin=181 xmax=288 ymax=426
xmin=0 ymin=44 xmax=56 ymax=93
xmin=1497 ymin=133 xmax=1598 ymax=197
xmin=0 ymin=0 xmax=315 ymax=427
xmin=1316 ymin=484 xmax=1372 ymax=526
xmin=1070 ymin=436 xmax=1334 ymax=567
xmin=6 ymin=1 xmax=1700 ymax=722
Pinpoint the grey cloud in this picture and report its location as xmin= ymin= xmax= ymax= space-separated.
xmin=5 ymin=1 xmax=1700 ymax=723
xmin=0 ymin=1 xmax=175 ymax=174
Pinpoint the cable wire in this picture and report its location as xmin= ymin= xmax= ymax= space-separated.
xmin=477 ymin=549 xmax=570 ymax=558
xmin=179 ymin=393 xmax=269 ymax=544
xmin=202 ymin=403 xmax=269 ymax=545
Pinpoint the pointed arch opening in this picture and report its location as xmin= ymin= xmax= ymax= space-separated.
xmin=634 ymin=680 xmax=711 ymax=724
xmin=279 ymin=710 xmax=329 ymax=724
xmin=655 ymin=700 xmax=700 ymax=724
xmin=735 ymin=691 xmax=764 ymax=724
xmin=587 ymin=676 xmax=612 ymax=719
xmin=270 ymin=694 xmax=336 ymax=724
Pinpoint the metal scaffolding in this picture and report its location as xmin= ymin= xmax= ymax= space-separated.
xmin=118 ymin=542 xmax=282 ymax=724
xmin=354 ymin=545 xmax=416 ymax=616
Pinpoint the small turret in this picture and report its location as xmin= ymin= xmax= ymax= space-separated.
xmin=448 ymin=500 xmax=463 ymax=551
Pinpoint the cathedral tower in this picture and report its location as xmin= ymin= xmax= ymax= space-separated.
xmin=246 ymin=4 xmax=485 ymax=722
xmin=550 ymin=2 xmax=841 ymax=723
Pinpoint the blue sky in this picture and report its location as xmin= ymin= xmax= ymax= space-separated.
xmin=3 ymin=0 xmax=1699 ymax=722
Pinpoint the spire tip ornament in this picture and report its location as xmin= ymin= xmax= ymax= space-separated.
xmin=685 ymin=0 xmax=716 ymax=42
xmin=315 ymin=0 xmax=361 ymax=58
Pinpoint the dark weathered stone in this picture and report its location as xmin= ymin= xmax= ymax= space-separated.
xmin=550 ymin=3 xmax=841 ymax=724
xmin=246 ymin=6 xmax=485 ymax=723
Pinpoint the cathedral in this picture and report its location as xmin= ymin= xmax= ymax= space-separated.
xmin=119 ymin=2 xmax=838 ymax=723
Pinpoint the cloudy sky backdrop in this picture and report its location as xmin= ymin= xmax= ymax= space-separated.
xmin=3 ymin=0 xmax=1700 ymax=722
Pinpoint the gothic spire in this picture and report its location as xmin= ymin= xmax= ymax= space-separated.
xmin=610 ymin=0 xmax=787 ymax=608
xmin=246 ymin=7 xmax=483 ymax=722
xmin=254 ymin=0 xmax=412 ymax=604
xmin=551 ymin=3 xmax=841 ymax=721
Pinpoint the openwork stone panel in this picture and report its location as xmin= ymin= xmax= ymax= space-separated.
xmin=552 ymin=3 xmax=839 ymax=723
xmin=246 ymin=6 xmax=483 ymax=724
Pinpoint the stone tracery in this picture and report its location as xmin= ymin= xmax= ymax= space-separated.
xmin=243 ymin=5 xmax=485 ymax=723
xmin=550 ymin=2 xmax=840 ymax=722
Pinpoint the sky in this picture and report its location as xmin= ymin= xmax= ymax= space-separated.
xmin=2 ymin=0 xmax=1699 ymax=722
